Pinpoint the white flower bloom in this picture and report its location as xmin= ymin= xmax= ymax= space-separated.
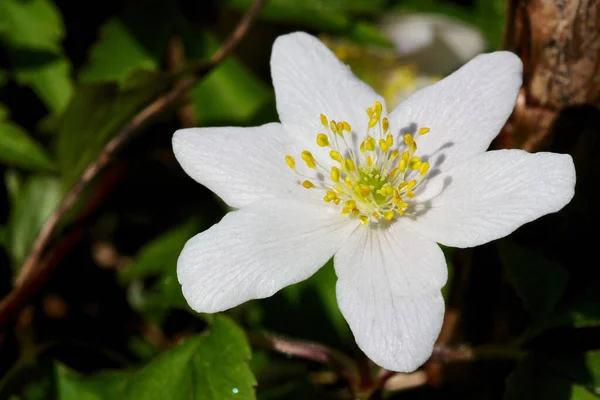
xmin=172 ymin=33 xmax=576 ymax=372
xmin=380 ymin=13 xmax=486 ymax=75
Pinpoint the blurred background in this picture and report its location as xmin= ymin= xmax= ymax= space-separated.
xmin=0 ymin=0 xmax=599 ymax=399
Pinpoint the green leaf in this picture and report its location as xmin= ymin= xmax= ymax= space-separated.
xmin=499 ymin=240 xmax=569 ymax=318
xmin=117 ymin=315 xmax=256 ymax=400
xmin=119 ymin=219 xmax=201 ymax=321
xmin=0 ymin=121 xmax=56 ymax=171
xmin=56 ymin=364 xmax=129 ymax=400
xmin=6 ymin=175 xmax=61 ymax=266
xmin=79 ymin=0 xmax=174 ymax=85
xmin=119 ymin=219 xmax=201 ymax=282
xmin=225 ymin=0 xmax=392 ymax=47
xmin=525 ymin=284 xmax=600 ymax=341
xmin=55 ymin=73 xmax=173 ymax=190
xmin=0 ymin=0 xmax=73 ymax=113
xmin=505 ymin=352 xmax=600 ymax=400
xmin=180 ymin=28 xmax=273 ymax=125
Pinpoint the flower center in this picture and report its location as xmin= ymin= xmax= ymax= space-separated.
xmin=285 ymin=101 xmax=431 ymax=225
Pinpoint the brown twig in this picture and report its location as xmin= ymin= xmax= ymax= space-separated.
xmin=248 ymin=332 xmax=360 ymax=389
xmin=0 ymin=0 xmax=267 ymax=329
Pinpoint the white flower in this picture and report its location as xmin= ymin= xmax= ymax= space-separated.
xmin=380 ymin=13 xmax=486 ymax=75
xmin=172 ymin=32 xmax=575 ymax=372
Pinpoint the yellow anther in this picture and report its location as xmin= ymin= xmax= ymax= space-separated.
xmin=399 ymin=158 xmax=407 ymax=173
xmin=365 ymin=136 xmax=376 ymax=151
xmin=345 ymin=200 xmax=356 ymax=209
xmin=359 ymin=215 xmax=369 ymax=225
xmin=398 ymin=181 xmax=408 ymax=190
xmin=379 ymin=186 xmax=394 ymax=197
xmin=397 ymin=209 xmax=405 ymax=216
xmin=406 ymin=191 xmax=415 ymax=198
xmin=373 ymin=211 xmax=382 ymax=220
xmin=302 ymin=180 xmax=314 ymax=189
xmin=418 ymin=127 xmax=430 ymax=135
xmin=419 ymin=162 xmax=430 ymax=177
xmin=386 ymin=134 xmax=393 ymax=148
xmin=367 ymin=155 xmax=373 ymax=166
xmin=368 ymin=117 xmax=379 ymax=128
xmin=323 ymin=191 xmax=336 ymax=202
xmin=358 ymin=185 xmax=371 ymax=196
xmin=374 ymin=101 xmax=383 ymax=116
xmin=320 ymin=114 xmax=328 ymax=127
xmin=341 ymin=207 xmax=351 ymax=215
xmin=342 ymin=158 xmax=355 ymax=172
xmin=352 ymin=208 xmax=360 ymax=216
xmin=333 ymin=198 xmax=341 ymax=205
xmin=379 ymin=139 xmax=389 ymax=152
xmin=408 ymin=157 xmax=422 ymax=170
xmin=406 ymin=179 xmax=417 ymax=190
xmin=344 ymin=176 xmax=353 ymax=187
xmin=343 ymin=121 xmax=352 ymax=132
xmin=331 ymin=166 xmax=340 ymax=182
xmin=330 ymin=120 xmax=337 ymax=133
xmin=301 ymin=151 xmax=317 ymax=169
xmin=316 ymin=133 xmax=329 ymax=147
xmin=333 ymin=184 xmax=345 ymax=194
xmin=404 ymin=134 xmax=414 ymax=146
xmin=384 ymin=211 xmax=395 ymax=221
xmin=366 ymin=107 xmax=374 ymax=118
xmin=390 ymin=167 xmax=400 ymax=180
xmin=382 ymin=117 xmax=389 ymax=133
xmin=337 ymin=122 xmax=344 ymax=134
xmin=359 ymin=141 xmax=365 ymax=153
xmin=329 ymin=150 xmax=342 ymax=162
xmin=285 ymin=155 xmax=295 ymax=170
xmin=389 ymin=149 xmax=399 ymax=161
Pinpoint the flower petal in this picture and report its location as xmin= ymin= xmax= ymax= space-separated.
xmin=403 ymin=150 xmax=576 ymax=248
xmin=173 ymin=123 xmax=314 ymax=208
xmin=334 ymin=223 xmax=447 ymax=372
xmin=178 ymin=199 xmax=358 ymax=313
xmin=271 ymin=32 xmax=384 ymax=154
xmin=388 ymin=52 xmax=522 ymax=171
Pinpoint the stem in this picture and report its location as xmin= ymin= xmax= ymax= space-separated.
xmin=0 ymin=0 xmax=268 ymax=329
xmin=248 ymin=332 xmax=360 ymax=389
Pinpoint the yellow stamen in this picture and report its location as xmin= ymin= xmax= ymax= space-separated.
xmin=359 ymin=215 xmax=369 ymax=225
xmin=384 ymin=211 xmax=395 ymax=221
xmin=342 ymin=158 xmax=355 ymax=172
xmin=331 ymin=166 xmax=340 ymax=182
xmin=316 ymin=133 xmax=329 ymax=147
xmin=320 ymin=114 xmax=328 ymax=127
xmin=379 ymin=139 xmax=389 ymax=152
xmin=285 ymin=155 xmax=295 ymax=169
xmin=302 ymin=180 xmax=314 ymax=189
xmin=418 ymin=127 xmax=430 ymax=135
xmin=329 ymin=150 xmax=342 ymax=162
xmin=419 ymin=162 xmax=430 ymax=177
xmin=382 ymin=117 xmax=389 ymax=133
xmin=358 ymin=185 xmax=371 ymax=196
xmin=365 ymin=136 xmax=376 ymax=151
xmin=301 ymin=151 xmax=316 ymax=168
xmin=343 ymin=121 xmax=352 ymax=132
xmin=408 ymin=157 xmax=422 ymax=170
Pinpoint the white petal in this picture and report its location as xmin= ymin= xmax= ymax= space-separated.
xmin=173 ymin=123 xmax=315 ymax=208
xmin=334 ymin=223 xmax=447 ymax=372
xmin=388 ymin=52 xmax=522 ymax=171
xmin=271 ymin=32 xmax=384 ymax=156
xmin=178 ymin=199 xmax=358 ymax=313
xmin=403 ymin=150 xmax=576 ymax=248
